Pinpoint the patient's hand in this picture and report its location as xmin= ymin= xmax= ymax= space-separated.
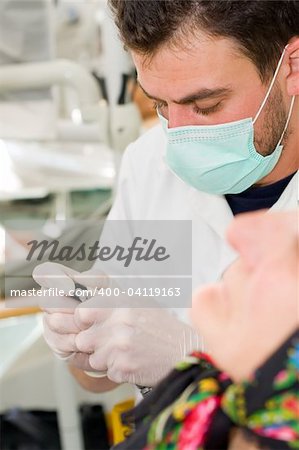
xmin=192 ymin=210 xmax=298 ymax=382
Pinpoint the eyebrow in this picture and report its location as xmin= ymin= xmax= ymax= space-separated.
xmin=138 ymin=81 xmax=233 ymax=105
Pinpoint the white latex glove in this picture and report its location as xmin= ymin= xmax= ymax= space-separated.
xmin=33 ymin=262 xmax=203 ymax=386
xmin=32 ymin=262 xmax=108 ymax=371
xmin=74 ymin=296 xmax=203 ymax=387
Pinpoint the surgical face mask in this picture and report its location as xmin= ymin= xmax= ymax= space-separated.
xmin=159 ymin=49 xmax=295 ymax=195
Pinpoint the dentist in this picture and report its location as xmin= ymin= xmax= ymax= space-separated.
xmin=34 ymin=0 xmax=299 ymax=393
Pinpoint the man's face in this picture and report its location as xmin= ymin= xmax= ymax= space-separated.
xmin=192 ymin=210 xmax=299 ymax=382
xmin=132 ymin=33 xmax=288 ymax=156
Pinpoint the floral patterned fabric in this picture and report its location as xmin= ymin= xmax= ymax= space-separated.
xmin=115 ymin=330 xmax=299 ymax=450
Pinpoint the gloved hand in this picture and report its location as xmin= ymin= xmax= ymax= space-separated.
xmin=32 ymin=262 xmax=108 ymax=371
xmin=33 ymin=262 xmax=203 ymax=386
xmin=74 ymin=296 xmax=203 ymax=387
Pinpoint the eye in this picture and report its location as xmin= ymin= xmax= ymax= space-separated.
xmin=193 ymin=102 xmax=222 ymax=116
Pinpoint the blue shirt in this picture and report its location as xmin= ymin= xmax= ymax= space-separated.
xmin=225 ymin=172 xmax=296 ymax=216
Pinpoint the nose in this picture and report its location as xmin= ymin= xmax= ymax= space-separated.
xmin=167 ymin=104 xmax=196 ymax=128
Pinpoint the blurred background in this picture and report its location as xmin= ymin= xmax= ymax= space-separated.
xmin=0 ymin=1 xmax=157 ymax=448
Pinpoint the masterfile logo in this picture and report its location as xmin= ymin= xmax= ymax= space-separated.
xmin=3 ymin=219 xmax=192 ymax=308
xmin=26 ymin=237 xmax=170 ymax=267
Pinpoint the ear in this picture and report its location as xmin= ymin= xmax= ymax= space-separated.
xmin=285 ymin=37 xmax=299 ymax=96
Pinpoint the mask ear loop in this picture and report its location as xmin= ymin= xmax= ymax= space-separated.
xmin=277 ymin=94 xmax=295 ymax=146
xmin=253 ymin=47 xmax=287 ymax=125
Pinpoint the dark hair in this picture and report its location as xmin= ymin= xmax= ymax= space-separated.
xmin=109 ymin=0 xmax=299 ymax=81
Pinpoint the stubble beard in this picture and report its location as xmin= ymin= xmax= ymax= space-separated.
xmin=254 ymin=83 xmax=289 ymax=157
